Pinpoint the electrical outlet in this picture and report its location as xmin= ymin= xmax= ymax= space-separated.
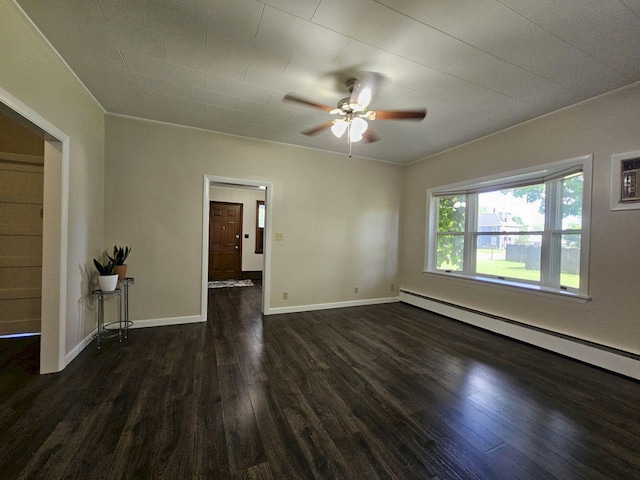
xmin=354 ymin=287 xmax=359 ymax=294
xmin=275 ymin=232 xmax=284 ymax=241
xmin=282 ymin=291 xmax=288 ymax=300
xmin=390 ymin=284 xmax=395 ymax=291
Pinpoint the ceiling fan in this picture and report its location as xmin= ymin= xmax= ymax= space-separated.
xmin=283 ymin=73 xmax=427 ymax=156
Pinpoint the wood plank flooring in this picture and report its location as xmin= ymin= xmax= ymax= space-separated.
xmin=1 ymin=284 xmax=639 ymax=479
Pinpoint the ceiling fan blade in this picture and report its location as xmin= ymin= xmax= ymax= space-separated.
xmin=362 ymin=129 xmax=380 ymax=144
xmin=349 ymin=72 xmax=387 ymax=108
xmin=283 ymin=94 xmax=333 ymax=112
xmin=372 ymin=109 xmax=427 ymax=121
xmin=301 ymin=121 xmax=334 ymax=136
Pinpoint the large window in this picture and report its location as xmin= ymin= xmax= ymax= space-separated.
xmin=426 ymin=156 xmax=591 ymax=298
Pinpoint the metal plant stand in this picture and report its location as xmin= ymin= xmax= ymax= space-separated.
xmin=93 ymin=277 xmax=134 ymax=349
xmin=119 ymin=277 xmax=134 ymax=339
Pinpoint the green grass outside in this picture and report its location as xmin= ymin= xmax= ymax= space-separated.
xmin=440 ymin=248 xmax=580 ymax=288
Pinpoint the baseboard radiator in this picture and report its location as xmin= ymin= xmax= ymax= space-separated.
xmin=399 ymin=289 xmax=640 ymax=381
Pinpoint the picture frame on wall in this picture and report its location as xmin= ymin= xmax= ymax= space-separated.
xmin=610 ymin=149 xmax=640 ymax=211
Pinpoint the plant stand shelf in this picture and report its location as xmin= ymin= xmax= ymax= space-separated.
xmin=93 ymin=277 xmax=134 ymax=349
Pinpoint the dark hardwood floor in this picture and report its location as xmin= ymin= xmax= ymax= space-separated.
xmin=1 ymin=284 xmax=639 ymax=479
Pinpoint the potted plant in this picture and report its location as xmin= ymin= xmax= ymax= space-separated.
xmin=93 ymin=256 xmax=118 ymax=292
xmin=107 ymin=245 xmax=131 ymax=280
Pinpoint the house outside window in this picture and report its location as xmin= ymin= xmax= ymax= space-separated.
xmin=426 ymin=155 xmax=592 ymax=299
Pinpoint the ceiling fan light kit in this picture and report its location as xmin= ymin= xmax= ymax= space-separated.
xmin=349 ymin=117 xmax=368 ymax=141
xmin=330 ymin=120 xmax=347 ymax=138
xmin=283 ymin=72 xmax=427 ymax=157
xmin=331 ymin=115 xmax=368 ymax=139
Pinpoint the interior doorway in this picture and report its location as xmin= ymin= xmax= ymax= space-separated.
xmin=201 ymin=176 xmax=273 ymax=319
xmin=0 ymin=114 xmax=44 ymax=338
xmin=0 ymin=87 xmax=69 ymax=374
xmin=208 ymin=202 xmax=243 ymax=281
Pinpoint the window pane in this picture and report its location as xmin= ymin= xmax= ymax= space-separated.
xmin=255 ymin=200 xmax=265 ymax=254
xmin=476 ymin=234 xmax=542 ymax=282
xmin=428 ymin=158 xmax=588 ymax=296
xmin=438 ymin=196 xmax=465 ymax=232
xmin=561 ymin=234 xmax=581 ymax=288
xmin=478 ymin=186 xmax=545 ymax=233
xmin=561 ymin=173 xmax=583 ymax=229
xmin=436 ymin=234 xmax=464 ymax=271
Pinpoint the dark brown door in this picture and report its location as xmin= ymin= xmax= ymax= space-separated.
xmin=209 ymin=202 xmax=243 ymax=281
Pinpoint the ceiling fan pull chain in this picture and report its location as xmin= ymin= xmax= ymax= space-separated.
xmin=348 ymin=123 xmax=353 ymax=157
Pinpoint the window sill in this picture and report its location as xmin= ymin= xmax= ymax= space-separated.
xmin=423 ymin=270 xmax=591 ymax=304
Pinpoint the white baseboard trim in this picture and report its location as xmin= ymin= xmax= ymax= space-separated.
xmin=400 ymin=289 xmax=640 ymax=381
xmin=131 ymin=315 xmax=204 ymax=329
xmin=266 ymin=296 xmax=399 ymax=315
xmin=65 ymin=328 xmax=97 ymax=367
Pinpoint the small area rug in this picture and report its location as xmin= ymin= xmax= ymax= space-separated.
xmin=208 ymin=279 xmax=254 ymax=289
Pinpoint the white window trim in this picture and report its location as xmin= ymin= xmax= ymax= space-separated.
xmin=424 ymin=155 xmax=592 ymax=301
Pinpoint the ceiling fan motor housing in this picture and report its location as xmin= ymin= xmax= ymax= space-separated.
xmin=346 ymin=77 xmax=358 ymax=93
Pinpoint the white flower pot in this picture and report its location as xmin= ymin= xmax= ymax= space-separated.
xmin=98 ymin=274 xmax=119 ymax=292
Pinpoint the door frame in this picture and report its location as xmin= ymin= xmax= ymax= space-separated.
xmin=0 ymin=86 xmax=69 ymax=374
xmin=201 ymin=176 xmax=273 ymax=318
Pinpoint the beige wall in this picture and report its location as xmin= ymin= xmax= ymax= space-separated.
xmin=105 ymin=115 xmax=402 ymax=320
xmin=0 ymin=1 xmax=105 ymax=362
xmin=402 ymin=83 xmax=640 ymax=355
xmin=210 ymin=186 xmax=265 ymax=273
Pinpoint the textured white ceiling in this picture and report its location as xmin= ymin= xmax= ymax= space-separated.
xmin=14 ymin=0 xmax=640 ymax=164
